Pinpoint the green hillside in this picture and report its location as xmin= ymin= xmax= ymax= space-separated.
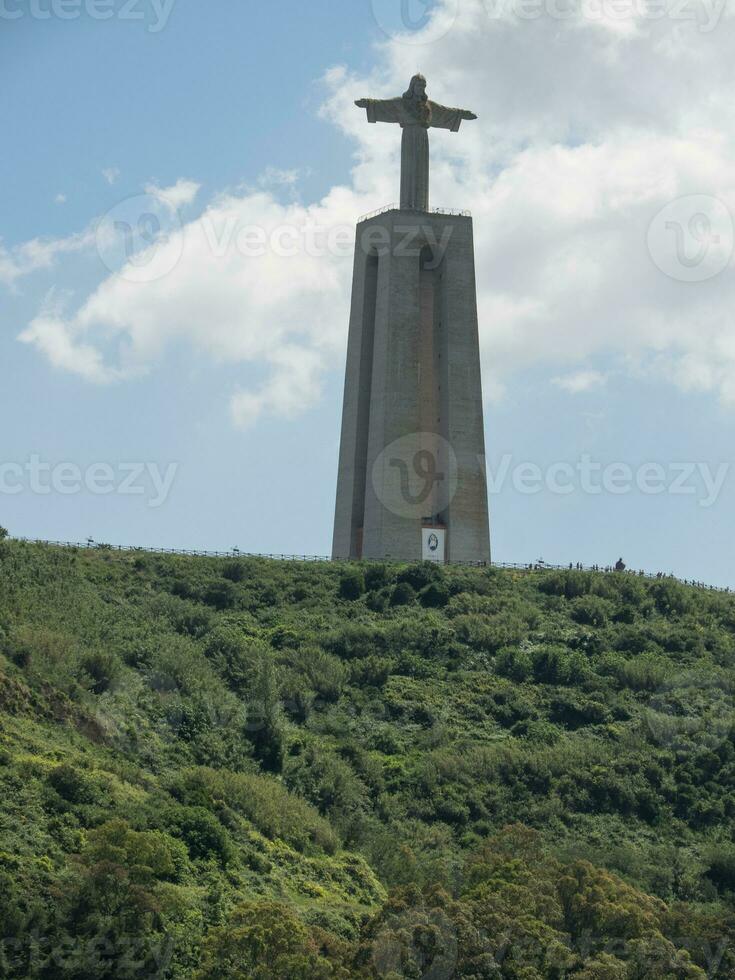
xmin=1 ymin=537 xmax=734 ymax=978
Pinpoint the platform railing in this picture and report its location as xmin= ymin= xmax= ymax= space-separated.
xmin=7 ymin=537 xmax=731 ymax=593
xmin=357 ymin=204 xmax=472 ymax=222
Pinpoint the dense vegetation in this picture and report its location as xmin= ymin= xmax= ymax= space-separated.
xmin=1 ymin=538 xmax=734 ymax=977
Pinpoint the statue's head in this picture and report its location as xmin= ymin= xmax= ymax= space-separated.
xmin=403 ymin=74 xmax=427 ymax=102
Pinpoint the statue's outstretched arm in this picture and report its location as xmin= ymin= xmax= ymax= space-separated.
xmin=429 ymin=102 xmax=478 ymax=132
xmin=355 ymin=97 xmax=404 ymax=124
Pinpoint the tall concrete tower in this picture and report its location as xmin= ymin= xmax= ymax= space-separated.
xmin=332 ymin=75 xmax=490 ymax=564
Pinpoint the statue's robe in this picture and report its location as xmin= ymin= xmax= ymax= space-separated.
xmin=362 ymin=98 xmax=469 ymax=211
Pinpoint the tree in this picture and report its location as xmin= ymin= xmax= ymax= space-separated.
xmin=195 ymin=901 xmax=336 ymax=980
xmin=58 ymin=820 xmax=190 ymax=979
xmin=248 ymin=649 xmax=285 ymax=772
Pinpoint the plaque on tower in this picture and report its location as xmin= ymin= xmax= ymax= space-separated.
xmin=422 ymin=527 xmax=446 ymax=563
xmin=332 ymin=75 xmax=491 ymax=564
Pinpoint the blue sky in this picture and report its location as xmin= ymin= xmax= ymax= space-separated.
xmin=2 ymin=0 xmax=734 ymax=586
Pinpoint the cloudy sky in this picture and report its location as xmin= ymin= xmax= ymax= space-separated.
xmin=2 ymin=0 xmax=734 ymax=584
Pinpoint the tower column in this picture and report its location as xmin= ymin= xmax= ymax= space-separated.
xmin=332 ymin=210 xmax=490 ymax=564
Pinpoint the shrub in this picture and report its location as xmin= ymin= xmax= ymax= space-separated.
xmin=532 ymin=646 xmax=573 ymax=684
xmin=419 ymin=582 xmax=449 ymax=608
xmin=222 ymin=560 xmax=247 ymax=582
xmin=365 ymin=563 xmax=390 ymax=590
xmin=326 ymin=623 xmax=386 ymax=659
xmin=391 ymin=582 xmax=417 ymax=606
xmin=298 ymin=647 xmax=347 ymax=703
xmin=539 ymin=570 xmax=589 ymax=599
xmin=704 ymin=845 xmax=735 ymax=892
xmin=549 ymin=692 xmax=610 ymax=728
xmin=349 ymin=655 xmax=394 ymax=687
xmin=612 ymin=575 xmax=647 ymax=608
xmin=650 ymin=579 xmax=692 ymax=617
xmin=280 ymin=668 xmax=317 ymax=722
xmin=571 ymin=595 xmax=612 ymax=628
xmin=161 ymin=805 xmax=234 ymax=865
xmin=339 ymin=567 xmax=365 ymax=600
xmin=510 ymin=718 xmax=562 ymax=743
xmin=269 ymin=625 xmax=299 ymax=650
xmin=170 ymin=767 xmax=339 ymax=854
xmin=204 ymin=627 xmax=261 ymax=694
xmin=83 ymin=819 xmax=188 ymax=883
xmin=79 ymin=650 xmax=122 ymax=694
xmin=496 ymin=647 xmax=533 ymax=682
xmin=384 ymin=618 xmax=455 ymax=659
xmin=159 ymin=595 xmax=213 ymax=638
xmin=614 ymin=625 xmax=655 ymax=656
xmin=366 ymin=589 xmax=390 ymax=613
xmin=148 ymin=635 xmax=222 ymax=696
xmin=453 ymin=612 xmax=526 ymax=653
xmin=247 ymin=650 xmax=286 ymax=772
xmin=47 ymin=764 xmax=99 ymax=805
xmin=615 ymin=654 xmax=670 ymax=692
xmin=397 ymin=562 xmax=443 ymax=592
xmin=284 ymin=743 xmax=367 ymax=821
xmin=203 ymin=580 xmax=239 ymax=611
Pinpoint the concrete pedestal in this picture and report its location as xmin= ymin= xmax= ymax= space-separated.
xmin=332 ymin=209 xmax=490 ymax=564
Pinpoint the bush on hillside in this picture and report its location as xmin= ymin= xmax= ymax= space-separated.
xmin=390 ymin=582 xmax=417 ymax=606
xmin=339 ymin=567 xmax=365 ymax=600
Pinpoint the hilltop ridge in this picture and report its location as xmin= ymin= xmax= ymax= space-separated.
xmin=1 ymin=539 xmax=734 ymax=977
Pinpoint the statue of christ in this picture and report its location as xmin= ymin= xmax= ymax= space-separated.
xmin=355 ymin=74 xmax=477 ymax=212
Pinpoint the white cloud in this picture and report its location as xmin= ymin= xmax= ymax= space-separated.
xmin=257 ymin=167 xmax=302 ymax=189
xmin=144 ymin=178 xmax=201 ymax=212
xmin=19 ymin=185 xmax=365 ymax=409
xmin=230 ymin=346 xmax=324 ymax=429
xmin=18 ymin=315 xmax=125 ymax=384
xmin=102 ymin=167 xmax=120 ymax=185
xmin=342 ymin=0 xmax=735 ymax=404
xmin=0 ymin=228 xmax=94 ymax=288
xmin=553 ymin=370 xmax=607 ymax=394
xmin=15 ymin=0 xmax=735 ymax=421
xmin=54 ymin=193 xmax=67 ymax=205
